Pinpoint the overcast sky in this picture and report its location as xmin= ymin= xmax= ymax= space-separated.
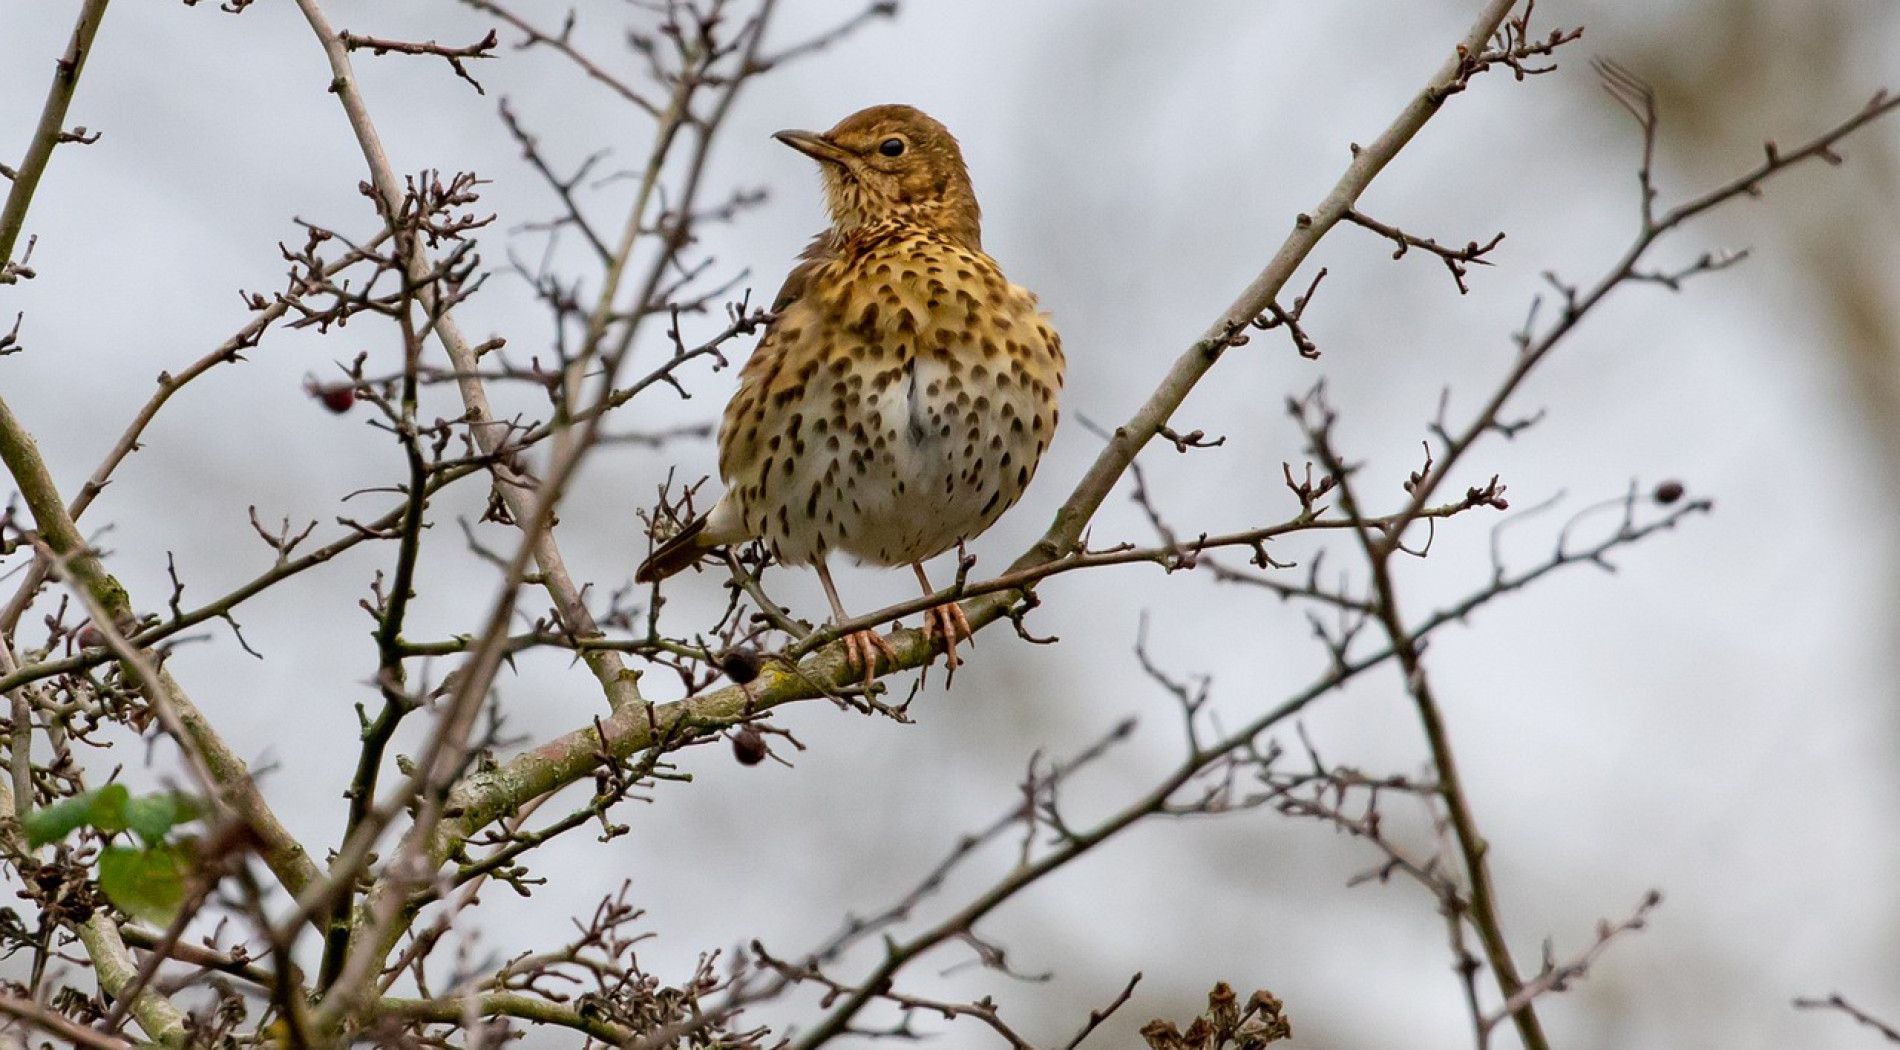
xmin=3 ymin=1 xmax=1898 ymax=1047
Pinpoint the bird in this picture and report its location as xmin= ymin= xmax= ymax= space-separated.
xmin=635 ymin=104 xmax=1064 ymax=681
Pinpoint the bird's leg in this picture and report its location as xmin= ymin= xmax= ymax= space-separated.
xmin=912 ymin=562 xmax=972 ymax=672
xmin=816 ymin=560 xmax=897 ymax=688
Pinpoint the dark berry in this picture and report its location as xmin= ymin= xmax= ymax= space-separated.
xmin=731 ymin=726 xmax=768 ymax=766
xmin=719 ymin=646 xmax=762 ymax=684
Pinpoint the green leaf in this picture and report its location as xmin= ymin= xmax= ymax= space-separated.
xmin=87 ymin=783 xmax=130 ymax=834
xmin=123 ymin=793 xmax=202 ymax=845
xmin=25 ymin=795 xmax=94 ymax=848
xmin=24 ymin=784 xmax=130 ymax=847
xmin=99 ymin=845 xmax=188 ymax=925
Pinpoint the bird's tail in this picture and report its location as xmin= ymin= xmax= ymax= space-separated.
xmin=635 ymin=514 xmax=714 ymax=584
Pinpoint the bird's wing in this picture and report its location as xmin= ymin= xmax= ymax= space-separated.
xmin=718 ymin=288 xmax=831 ymax=487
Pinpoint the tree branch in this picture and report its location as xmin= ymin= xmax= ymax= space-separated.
xmin=1020 ymin=0 xmax=1526 ymax=572
xmin=0 ymin=0 xmax=110 ymax=276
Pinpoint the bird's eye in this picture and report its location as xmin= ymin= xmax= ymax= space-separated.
xmin=878 ymin=137 xmax=905 ymax=157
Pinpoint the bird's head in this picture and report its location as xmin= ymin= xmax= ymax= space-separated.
xmin=774 ymin=104 xmax=981 ymax=249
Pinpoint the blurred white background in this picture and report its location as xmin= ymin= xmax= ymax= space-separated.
xmin=3 ymin=1 xmax=1898 ymax=1046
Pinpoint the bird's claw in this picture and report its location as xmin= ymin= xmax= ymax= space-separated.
xmin=921 ymin=601 xmax=973 ymax=672
xmin=841 ymin=628 xmax=900 ymax=689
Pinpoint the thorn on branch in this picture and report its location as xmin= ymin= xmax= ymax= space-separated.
xmin=1344 ymin=209 xmax=1504 ymax=294
xmin=339 ymin=28 xmax=499 ymax=95
xmin=1252 ymin=268 xmax=1327 ymax=358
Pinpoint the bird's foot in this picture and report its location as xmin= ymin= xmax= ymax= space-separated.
xmin=841 ymin=627 xmax=900 ymax=689
xmin=921 ymin=601 xmax=973 ymax=673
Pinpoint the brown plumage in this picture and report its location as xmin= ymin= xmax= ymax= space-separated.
xmin=637 ymin=104 xmax=1064 ymax=678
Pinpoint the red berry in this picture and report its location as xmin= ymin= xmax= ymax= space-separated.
xmin=317 ymin=385 xmax=355 ymax=413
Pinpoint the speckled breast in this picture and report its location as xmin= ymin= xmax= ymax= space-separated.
xmin=720 ymin=223 xmax=1063 ymax=568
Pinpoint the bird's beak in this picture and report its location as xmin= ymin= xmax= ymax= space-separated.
xmin=773 ymin=129 xmax=851 ymax=166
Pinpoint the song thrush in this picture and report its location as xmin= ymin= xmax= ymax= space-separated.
xmin=636 ymin=104 xmax=1064 ymax=679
